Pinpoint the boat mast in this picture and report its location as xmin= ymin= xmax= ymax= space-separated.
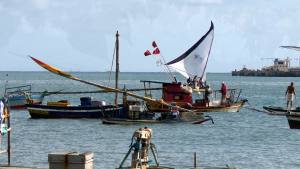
xmin=114 ymin=31 xmax=119 ymax=106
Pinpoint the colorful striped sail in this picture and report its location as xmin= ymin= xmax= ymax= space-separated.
xmin=29 ymin=56 xmax=74 ymax=79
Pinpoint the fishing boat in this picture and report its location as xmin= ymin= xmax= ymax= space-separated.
xmin=4 ymin=85 xmax=45 ymax=109
xmin=26 ymin=97 xmax=125 ymax=118
xmin=101 ymin=101 xmax=209 ymax=124
xmin=262 ymin=106 xmax=291 ymax=115
xmin=27 ymin=32 xmax=211 ymax=124
xmin=263 ymin=105 xmax=300 ymax=115
xmin=286 ymin=114 xmax=300 ymax=129
xmin=143 ymin=80 xmax=247 ymax=113
xmin=143 ymin=22 xmax=247 ymax=113
xmin=263 ymin=105 xmax=300 ymax=129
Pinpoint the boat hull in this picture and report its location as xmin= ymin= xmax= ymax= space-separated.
xmin=263 ymin=106 xmax=300 ymax=116
xmin=8 ymin=94 xmax=44 ymax=109
xmin=102 ymin=118 xmax=162 ymax=125
xmin=147 ymin=100 xmax=246 ymax=113
xmin=26 ymin=104 xmax=125 ymax=119
xmin=102 ymin=111 xmax=207 ymax=125
xmin=194 ymin=101 xmax=245 ymax=113
xmin=262 ymin=106 xmax=289 ymax=115
xmin=287 ymin=115 xmax=300 ymax=129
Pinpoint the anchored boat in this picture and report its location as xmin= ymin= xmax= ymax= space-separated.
xmin=143 ymin=80 xmax=247 ymax=113
xmin=262 ymin=106 xmax=291 ymax=116
xmin=144 ymin=22 xmax=246 ymax=113
xmin=26 ymin=98 xmax=125 ymax=119
xmin=286 ymin=114 xmax=300 ymax=129
xmin=263 ymin=105 xmax=300 ymax=129
xmin=5 ymin=85 xmax=45 ymax=109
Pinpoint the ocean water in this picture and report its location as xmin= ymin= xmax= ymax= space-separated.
xmin=0 ymin=71 xmax=300 ymax=169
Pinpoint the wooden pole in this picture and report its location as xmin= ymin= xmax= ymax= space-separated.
xmin=194 ymin=152 xmax=196 ymax=168
xmin=115 ymin=31 xmax=120 ymax=106
xmin=5 ymin=100 xmax=11 ymax=166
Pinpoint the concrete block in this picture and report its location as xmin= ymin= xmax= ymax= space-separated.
xmin=48 ymin=152 xmax=94 ymax=169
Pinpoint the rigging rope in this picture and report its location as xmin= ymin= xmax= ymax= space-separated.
xmin=108 ymin=42 xmax=117 ymax=85
xmin=158 ymin=54 xmax=177 ymax=82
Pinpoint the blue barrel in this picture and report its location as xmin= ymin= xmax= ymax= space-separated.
xmin=80 ymin=97 xmax=92 ymax=106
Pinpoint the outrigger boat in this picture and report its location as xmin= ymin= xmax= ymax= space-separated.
xmin=27 ymin=31 xmax=211 ymax=124
xmin=263 ymin=106 xmax=300 ymax=129
xmin=4 ymin=85 xmax=45 ymax=109
xmin=286 ymin=114 xmax=300 ymax=129
xmin=142 ymin=80 xmax=247 ymax=113
xmin=262 ymin=106 xmax=293 ymax=116
xmin=143 ymin=22 xmax=247 ymax=113
xmin=26 ymin=98 xmax=125 ymax=119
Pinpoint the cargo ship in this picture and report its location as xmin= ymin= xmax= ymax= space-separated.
xmin=232 ymin=57 xmax=300 ymax=77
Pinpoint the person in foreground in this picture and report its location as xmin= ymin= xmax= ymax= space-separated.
xmin=286 ymin=82 xmax=296 ymax=110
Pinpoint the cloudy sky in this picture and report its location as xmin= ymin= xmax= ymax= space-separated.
xmin=1 ymin=0 xmax=300 ymax=72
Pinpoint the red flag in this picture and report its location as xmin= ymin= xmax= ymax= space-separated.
xmin=144 ymin=50 xmax=152 ymax=56
xmin=152 ymin=41 xmax=157 ymax=48
xmin=152 ymin=47 xmax=160 ymax=55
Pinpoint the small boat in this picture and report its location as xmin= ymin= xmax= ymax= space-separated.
xmin=263 ymin=106 xmax=300 ymax=129
xmin=101 ymin=103 xmax=212 ymax=125
xmin=262 ymin=106 xmax=290 ymax=115
xmin=143 ymin=22 xmax=247 ymax=113
xmin=5 ymin=85 xmax=45 ymax=109
xmin=286 ymin=114 xmax=300 ymax=129
xmin=143 ymin=81 xmax=247 ymax=113
xmin=102 ymin=118 xmax=161 ymax=125
xmin=26 ymin=98 xmax=125 ymax=119
xmin=263 ymin=105 xmax=300 ymax=116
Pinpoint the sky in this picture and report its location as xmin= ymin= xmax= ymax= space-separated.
xmin=1 ymin=0 xmax=300 ymax=72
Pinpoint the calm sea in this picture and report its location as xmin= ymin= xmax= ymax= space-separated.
xmin=0 ymin=71 xmax=300 ymax=169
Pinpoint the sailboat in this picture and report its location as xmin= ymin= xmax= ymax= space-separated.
xmin=144 ymin=22 xmax=247 ymax=113
xmin=27 ymin=31 xmax=210 ymax=124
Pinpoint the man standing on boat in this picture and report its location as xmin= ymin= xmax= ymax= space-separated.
xmin=286 ymin=82 xmax=296 ymax=110
xmin=221 ymin=82 xmax=227 ymax=105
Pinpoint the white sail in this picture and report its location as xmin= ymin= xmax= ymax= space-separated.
xmin=166 ymin=22 xmax=214 ymax=81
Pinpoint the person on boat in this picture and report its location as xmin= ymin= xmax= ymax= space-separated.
xmin=220 ymin=82 xmax=227 ymax=105
xmin=204 ymin=85 xmax=211 ymax=107
xmin=286 ymin=82 xmax=296 ymax=110
xmin=187 ymin=77 xmax=191 ymax=85
xmin=198 ymin=77 xmax=205 ymax=88
xmin=192 ymin=76 xmax=198 ymax=88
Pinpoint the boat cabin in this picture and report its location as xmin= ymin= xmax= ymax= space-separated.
xmin=162 ymin=83 xmax=192 ymax=104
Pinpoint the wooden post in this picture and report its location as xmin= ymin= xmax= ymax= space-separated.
xmin=143 ymin=82 xmax=147 ymax=97
xmin=114 ymin=31 xmax=120 ymax=107
xmin=7 ymin=103 xmax=11 ymax=165
xmin=148 ymin=82 xmax=152 ymax=98
xmin=194 ymin=152 xmax=197 ymax=169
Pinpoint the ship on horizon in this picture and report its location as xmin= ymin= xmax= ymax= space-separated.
xmin=232 ymin=57 xmax=300 ymax=77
